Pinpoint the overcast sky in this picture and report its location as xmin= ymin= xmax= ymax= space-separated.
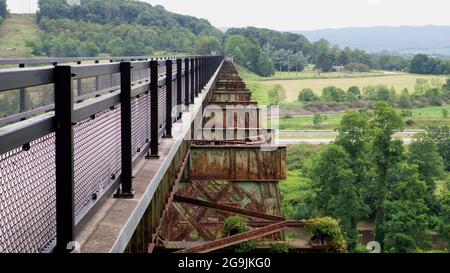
xmin=6 ymin=0 xmax=450 ymax=31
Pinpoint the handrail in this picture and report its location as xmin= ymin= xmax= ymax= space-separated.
xmin=0 ymin=55 xmax=224 ymax=253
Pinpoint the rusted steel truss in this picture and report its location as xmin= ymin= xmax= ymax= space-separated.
xmin=155 ymin=60 xmax=291 ymax=253
xmin=188 ymin=145 xmax=286 ymax=181
xmin=176 ymin=221 xmax=288 ymax=253
xmin=174 ymin=195 xmax=285 ymax=221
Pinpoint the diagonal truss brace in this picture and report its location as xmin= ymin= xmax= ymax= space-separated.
xmin=176 ymin=221 xmax=288 ymax=253
xmin=173 ymin=195 xmax=285 ymax=221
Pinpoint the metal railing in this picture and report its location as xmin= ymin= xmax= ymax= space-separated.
xmin=0 ymin=55 xmax=224 ymax=253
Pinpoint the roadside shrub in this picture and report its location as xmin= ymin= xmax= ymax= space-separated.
xmin=298 ymin=88 xmax=319 ymax=102
xmin=401 ymin=110 xmax=413 ymax=117
xmin=270 ymin=243 xmax=290 ymax=253
xmin=344 ymin=63 xmax=370 ymax=72
xmin=405 ymin=119 xmax=415 ymax=126
xmin=313 ymin=113 xmax=323 ymax=127
xmin=321 ymin=86 xmax=346 ymax=102
xmin=306 ymin=217 xmax=347 ymax=252
xmin=222 ymin=216 xmax=257 ymax=253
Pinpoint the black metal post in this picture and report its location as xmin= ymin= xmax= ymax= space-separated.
xmin=190 ymin=58 xmax=195 ymax=101
xmin=200 ymin=58 xmax=204 ymax=89
xmin=54 ymin=65 xmax=75 ymax=253
xmin=114 ymin=62 xmax=134 ymax=199
xmin=164 ymin=60 xmax=173 ymax=138
xmin=19 ymin=64 xmax=26 ymax=115
xmin=148 ymin=60 xmax=160 ymax=159
xmin=95 ymin=60 xmax=100 ymax=91
xmin=184 ymin=58 xmax=190 ymax=107
xmin=196 ymin=58 xmax=200 ymax=94
xmin=76 ymin=61 xmax=82 ymax=100
xmin=176 ymin=58 xmax=183 ymax=119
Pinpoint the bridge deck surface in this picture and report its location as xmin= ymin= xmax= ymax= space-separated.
xmin=77 ymin=66 xmax=221 ymax=253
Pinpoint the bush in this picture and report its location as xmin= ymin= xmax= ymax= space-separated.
xmin=306 ymin=217 xmax=347 ymax=252
xmin=222 ymin=216 xmax=257 ymax=253
xmin=405 ymin=119 xmax=415 ymax=126
xmin=270 ymin=243 xmax=290 ymax=253
xmin=344 ymin=63 xmax=370 ymax=72
xmin=313 ymin=113 xmax=323 ymax=127
xmin=321 ymin=86 xmax=346 ymax=102
xmin=298 ymin=88 xmax=319 ymax=102
xmin=401 ymin=110 xmax=413 ymax=117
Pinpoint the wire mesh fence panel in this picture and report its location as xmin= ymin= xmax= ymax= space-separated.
xmin=181 ymin=73 xmax=185 ymax=106
xmin=0 ymin=90 xmax=20 ymax=118
xmin=0 ymin=133 xmax=56 ymax=253
xmin=172 ymin=80 xmax=177 ymax=120
xmin=25 ymin=84 xmax=54 ymax=111
xmin=73 ymin=105 xmax=122 ymax=218
xmin=132 ymin=68 xmax=150 ymax=83
xmin=74 ymin=73 xmax=121 ymax=102
xmin=158 ymin=85 xmax=166 ymax=132
xmin=131 ymin=92 xmax=151 ymax=157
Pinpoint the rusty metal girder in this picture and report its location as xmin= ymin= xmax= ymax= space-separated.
xmin=195 ymin=128 xmax=274 ymax=143
xmin=189 ymin=145 xmax=286 ymax=181
xmin=210 ymin=91 xmax=252 ymax=102
xmin=176 ymin=221 xmax=288 ymax=253
xmin=174 ymin=195 xmax=285 ymax=221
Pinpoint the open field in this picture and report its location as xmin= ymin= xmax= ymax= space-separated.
xmin=0 ymin=14 xmax=40 ymax=58
xmin=239 ymin=64 xmax=448 ymax=103
xmin=278 ymin=105 xmax=450 ymax=130
xmin=262 ymin=74 xmax=448 ymax=102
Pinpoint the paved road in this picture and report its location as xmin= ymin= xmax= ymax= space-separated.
xmin=276 ymin=130 xmax=420 ymax=145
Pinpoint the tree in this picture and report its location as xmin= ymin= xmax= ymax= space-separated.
xmin=298 ymin=88 xmax=319 ymax=102
xmin=397 ymin=89 xmax=412 ymax=108
xmin=426 ymin=126 xmax=450 ymax=171
xmin=224 ymin=35 xmax=274 ymax=77
xmin=336 ymin=111 xmax=369 ymax=159
xmin=0 ymin=0 xmax=7 ymax=19
xmin=267 ymin=84 xmax=286 ymax=105
xmin=408 ymin=134 xmax=445 ymax=213
xmin=346 ymin=86 xmax=361 ymax=102
xmin=344 ymin=63 xmax=370 ymax=72
xmin=336 ymin=50 xmax=350 ymax=66
xmin=307 ymin=144 xmax=369 ymax=250
xmin=438 ymin=187 xmax=450 ymax=249
xmin=316 ymin=53 xmax=332 ymax=72
xmin=195 ymin=35 xmax=221 ymax=54
xmin=368 ymin=102 xmax=405 ymax=249
xmin=321 ymin=86 xmax=345 ymax=102
xmin=383 ymin=163 xmax=430 ymax=252
xmin=313 ymin=114 xmax=323 ymax=127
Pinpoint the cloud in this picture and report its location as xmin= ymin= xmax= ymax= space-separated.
xmin=366 ymin=0 xmax=383 ymax=7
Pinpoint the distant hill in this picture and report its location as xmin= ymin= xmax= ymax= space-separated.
xmin=0 ymin=14 xmax=40 ymax=58
xmin=27 ymin=0 xmax=223 ymax=57
xmin=294 ymin=26 xmax=450 ymax=55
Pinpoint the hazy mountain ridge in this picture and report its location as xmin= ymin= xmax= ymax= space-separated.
xmin=294 ymin=26 xmax=450 ymax=55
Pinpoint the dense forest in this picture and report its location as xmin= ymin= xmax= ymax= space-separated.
xmin=28 ymin=0 xmax=223 ymax=56
xmin=285 ymin=107 xmax=450 ymax=252
xmin=226 ymin=27 xmax=450 ymax=76
xmin=20 ymin=1 xmax=450 ymax=78
xmin=0 ymin=0 xmax=7 ymax=25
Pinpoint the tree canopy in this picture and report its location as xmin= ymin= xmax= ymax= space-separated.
xmin=31 ymin=0 xmax=222 ymax=57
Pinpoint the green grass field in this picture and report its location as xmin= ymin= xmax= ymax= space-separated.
xmin=278 ymin=105 xmax=450 ymax=130
xmin=0 ymin=14 xmax=40 ymax=58
xmin=263 ymin=74 xmax=448 ymax=102
xmin=238 ymin=65 xmax=448 ymax=103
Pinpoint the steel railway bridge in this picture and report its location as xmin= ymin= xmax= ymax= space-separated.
xmin=0 ymin=55 xmax=328 ymax=253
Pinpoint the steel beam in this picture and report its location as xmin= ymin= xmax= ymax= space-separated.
xmin=176 ymin=221 xmax=288 ymax=253
xmin=173 ymin=195 xmax=285 ymax=221
xmin=188 ymin=145 xmax=286 ymax=181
